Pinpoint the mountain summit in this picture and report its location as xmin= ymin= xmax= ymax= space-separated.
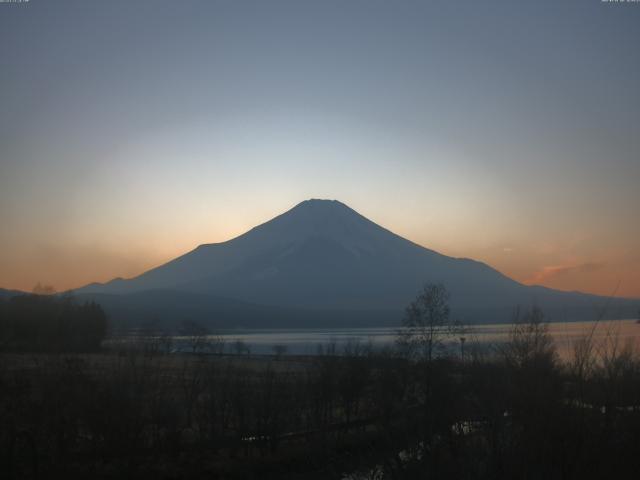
xmin=76 ymin=199 xmax=635 ymax=326
xmin=223 ymin=199 xmax=429 ymax=258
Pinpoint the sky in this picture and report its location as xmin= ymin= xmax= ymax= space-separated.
xmin=0 ymin=0 xmax=639 ymax=298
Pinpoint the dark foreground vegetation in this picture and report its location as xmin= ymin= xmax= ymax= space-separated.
xmin=1 ymin=289 xmax=639 ymax=479
xmin=0 ymin=294 xmax=107 ymax=353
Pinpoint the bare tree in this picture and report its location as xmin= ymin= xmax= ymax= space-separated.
xmin=180 ymin=320 xmax=210 ymax=354
xmin=272 ymin=344 xmax=287 ymax=359
xmin=32 ymin=283 xmax=56 ymax=295
xmin=500 ymin=305 xmax=556 ymax=369
xmin=396 ymin=283 xmax=460 ymax=362
xmin=233 ymin=339 xmax=250 ymax=356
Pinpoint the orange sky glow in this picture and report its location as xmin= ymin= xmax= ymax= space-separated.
xmin=1 ymin=1 xmax=638 ymax=300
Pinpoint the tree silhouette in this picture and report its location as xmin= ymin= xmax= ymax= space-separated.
xmin=397 ymin=283 xmax=460 ymax=362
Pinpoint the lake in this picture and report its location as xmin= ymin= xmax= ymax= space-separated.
xmin=205 ymin=319 xmax=640 ymax=360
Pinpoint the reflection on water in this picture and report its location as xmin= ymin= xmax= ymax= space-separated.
xmin=210 ymin=319 xmax=640 ymax=359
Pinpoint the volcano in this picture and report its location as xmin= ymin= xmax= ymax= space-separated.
xmin=75 ymin=199 xmax=636 ymax=327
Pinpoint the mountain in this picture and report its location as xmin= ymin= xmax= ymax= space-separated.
xmin=0 ymin=288 xmax=26 ymax=299
xmin=75 ymin=199 xmax=637 ymax=327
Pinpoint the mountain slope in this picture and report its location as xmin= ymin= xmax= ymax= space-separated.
xmin=0 ymin=288 xmax=26 ymax=299
xmin=75 ymin=199 xmax=637 ymax=325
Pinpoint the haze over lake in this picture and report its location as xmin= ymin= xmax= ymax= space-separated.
xmin=191 ymin=319 xmax=640 ymax=359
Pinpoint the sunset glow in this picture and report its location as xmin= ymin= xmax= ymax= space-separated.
xmin=1 ymin=0 xmax=638 ymax=298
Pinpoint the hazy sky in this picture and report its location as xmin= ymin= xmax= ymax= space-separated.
xmin=1 ymin=0 xmax=639 ymax=297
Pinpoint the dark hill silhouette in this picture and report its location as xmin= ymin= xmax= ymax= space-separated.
xmin=74 ymin=199 xmax=637 ymax=326
xmin=0 ymin=288 xmax=25 ymax=299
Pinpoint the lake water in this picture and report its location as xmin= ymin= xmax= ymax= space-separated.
xmin=208 ymin=319 xmax=640 ymax=360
